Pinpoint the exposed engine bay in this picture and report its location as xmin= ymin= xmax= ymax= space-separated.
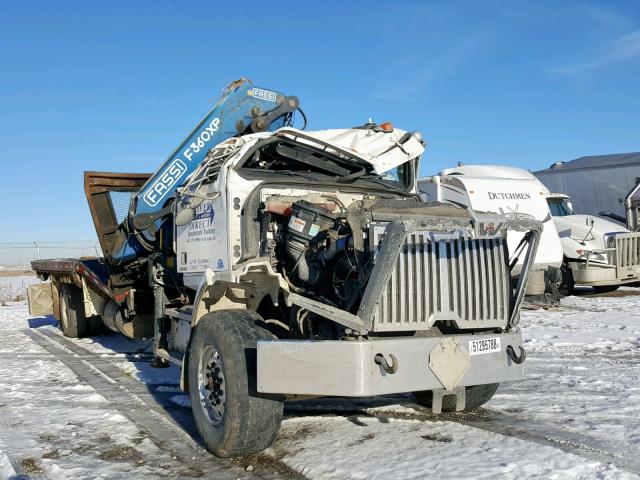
xmin=258 ymin=191 xmax=480 ymax=338
xmin=268 ymin=195 xmax=365 ymax=312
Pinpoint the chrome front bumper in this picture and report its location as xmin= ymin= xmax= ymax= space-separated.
xmin=574 ymin=233 xmax=640 ymax=286
xmin=256 ymin=329 xmax=524 ymax=397
xmin=570 ymin=259 xmax=640 ymax=286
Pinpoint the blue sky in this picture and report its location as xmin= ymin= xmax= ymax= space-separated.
xmin=1 ymin=0 xmax=639 ymax=242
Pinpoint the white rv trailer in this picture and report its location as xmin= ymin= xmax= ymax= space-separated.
xmin=534 ymin=152 xmax=640 ymax=222
xmin=419 ymin=165 xmax=563 ymax=296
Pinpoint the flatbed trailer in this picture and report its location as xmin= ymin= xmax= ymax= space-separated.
xmin=30 ymin=257 xmax=154 ymax=339
xmin=32 ymin=258 xmax=116 ymax=300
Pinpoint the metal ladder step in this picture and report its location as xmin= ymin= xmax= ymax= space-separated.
xmin=165 ymin=307 xmax=193 ymax=322
xmin=154 ymin=348 xmax=184 ymax=367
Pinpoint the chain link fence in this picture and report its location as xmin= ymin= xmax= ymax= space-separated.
xmin=0 ymin=241 xmax=102 ymax=268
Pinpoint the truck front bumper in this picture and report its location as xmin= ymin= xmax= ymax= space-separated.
xmin=569 ymin=261 xmax=640 ymax=286
xmin=257 ymin=329 xmax=524 ymax=397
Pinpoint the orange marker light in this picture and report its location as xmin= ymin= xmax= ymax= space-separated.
xmin=379 ymin=122 xmax=394 ymax=132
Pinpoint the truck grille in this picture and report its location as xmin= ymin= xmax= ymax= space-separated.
xmin=613 ymin=233 xmax=640 ymax=277
xmin=371 ymin=234 xmax=511 ymax=332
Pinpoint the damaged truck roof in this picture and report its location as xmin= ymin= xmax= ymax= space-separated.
xmin=275 ymin=127 xmax=425 ymax=174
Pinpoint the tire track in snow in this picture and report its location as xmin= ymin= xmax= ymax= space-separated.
xmin=284 ymin=401 xmax=640 ymax=475
xmin=23 ymin=328 xmax=305 ymax=480
xmin=455 ymin=411 xmax=640 ymax=474
xmin=0 ymin=371 xmax=50 ymax=480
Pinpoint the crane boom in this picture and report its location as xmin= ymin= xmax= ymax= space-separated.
xmin=110 ymin=78 xmax=300 ymax=265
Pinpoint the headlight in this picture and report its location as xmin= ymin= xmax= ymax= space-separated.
xmin=603 ymin=232 xmax=617 ymax=248
xmin=576 ymin=249 xmax=607 ymax=262
xmin=604 ymin=231 xmax=629 ymax=249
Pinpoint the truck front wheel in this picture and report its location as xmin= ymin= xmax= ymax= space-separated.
xmin=59 ymin=284 xmax=88 ymax=338
xmin=188 ymin=309 xmax=284 ymax=457
xmin=413 ymin=383 xmax=499 ymax=412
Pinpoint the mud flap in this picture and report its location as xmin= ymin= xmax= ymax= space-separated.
xmin=431 ymin=386 xmax=466 ymax=414
xmin=27 ymin=283 xmax=53 ymax=316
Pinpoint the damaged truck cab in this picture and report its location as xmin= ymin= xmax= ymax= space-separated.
xmin=32 ymin=123 xmax=541 ymax=457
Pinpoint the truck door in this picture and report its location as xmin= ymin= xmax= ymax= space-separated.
xmin=84 ymin=171 xmax=151 ymax=258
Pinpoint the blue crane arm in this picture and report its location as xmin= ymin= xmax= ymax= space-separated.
xmin=110 ymin=79 xmax=300 ymax=266
xmin=135 ymin=79 xmax=299 ymax=216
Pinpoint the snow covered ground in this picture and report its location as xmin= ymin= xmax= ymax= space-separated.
xmin=1 ymin=276 xmax=639 ymax=479
xmin=0 ymin=275 xmax=40 ymax=303
xmin=0 ymin=277 xmax=266 ymax=479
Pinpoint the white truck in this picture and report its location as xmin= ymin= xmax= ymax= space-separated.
xmin=418 ymin=165 xmax=563 ymax=299
xmin=28 ymin=81 xmax=542 ymax=458
xmin=546 ymin=193 xmax=640 ymax=293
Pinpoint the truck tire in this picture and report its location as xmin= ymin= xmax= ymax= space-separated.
xmin=188 ymin=309 xmax=284 ymax=457
xmin=59 ymin=284 xmax=88 ymax=338
xmin=592 ymin=285 xmax=619 ymax=294
xmin=413 ymin=383 xmax=499 ymax=412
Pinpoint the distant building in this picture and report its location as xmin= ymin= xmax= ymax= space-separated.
xmin=534 ymin=152 xmax=640 ymax=219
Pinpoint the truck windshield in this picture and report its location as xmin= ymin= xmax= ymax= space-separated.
xmin=352 ymin=163 xmax=410 ymax=190
xmin=377 ymin=164 xmax=409 ymax=184
xmin=547 ymin=197 xmax=574 ymax=216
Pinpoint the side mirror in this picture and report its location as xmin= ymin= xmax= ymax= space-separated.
xmin=175 ymin=207 xmax=196 ymax=226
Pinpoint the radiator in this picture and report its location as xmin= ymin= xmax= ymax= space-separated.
xmin=613 ymin=232 xmax=640 ymax=277
xmin=371 ymin=232 xmax=511 ymax=332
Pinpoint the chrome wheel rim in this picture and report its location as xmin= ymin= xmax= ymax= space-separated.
xmin=198 ymin=345 xmax=226 ymax=425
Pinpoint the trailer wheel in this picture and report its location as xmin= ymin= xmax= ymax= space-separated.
xmin=59 ymin=284 xmax=88 ymax=338
xmin=413 ymin=383 xmax=499 ymax=412
xmin=188 ymin=309 xmax=284 ymax=457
